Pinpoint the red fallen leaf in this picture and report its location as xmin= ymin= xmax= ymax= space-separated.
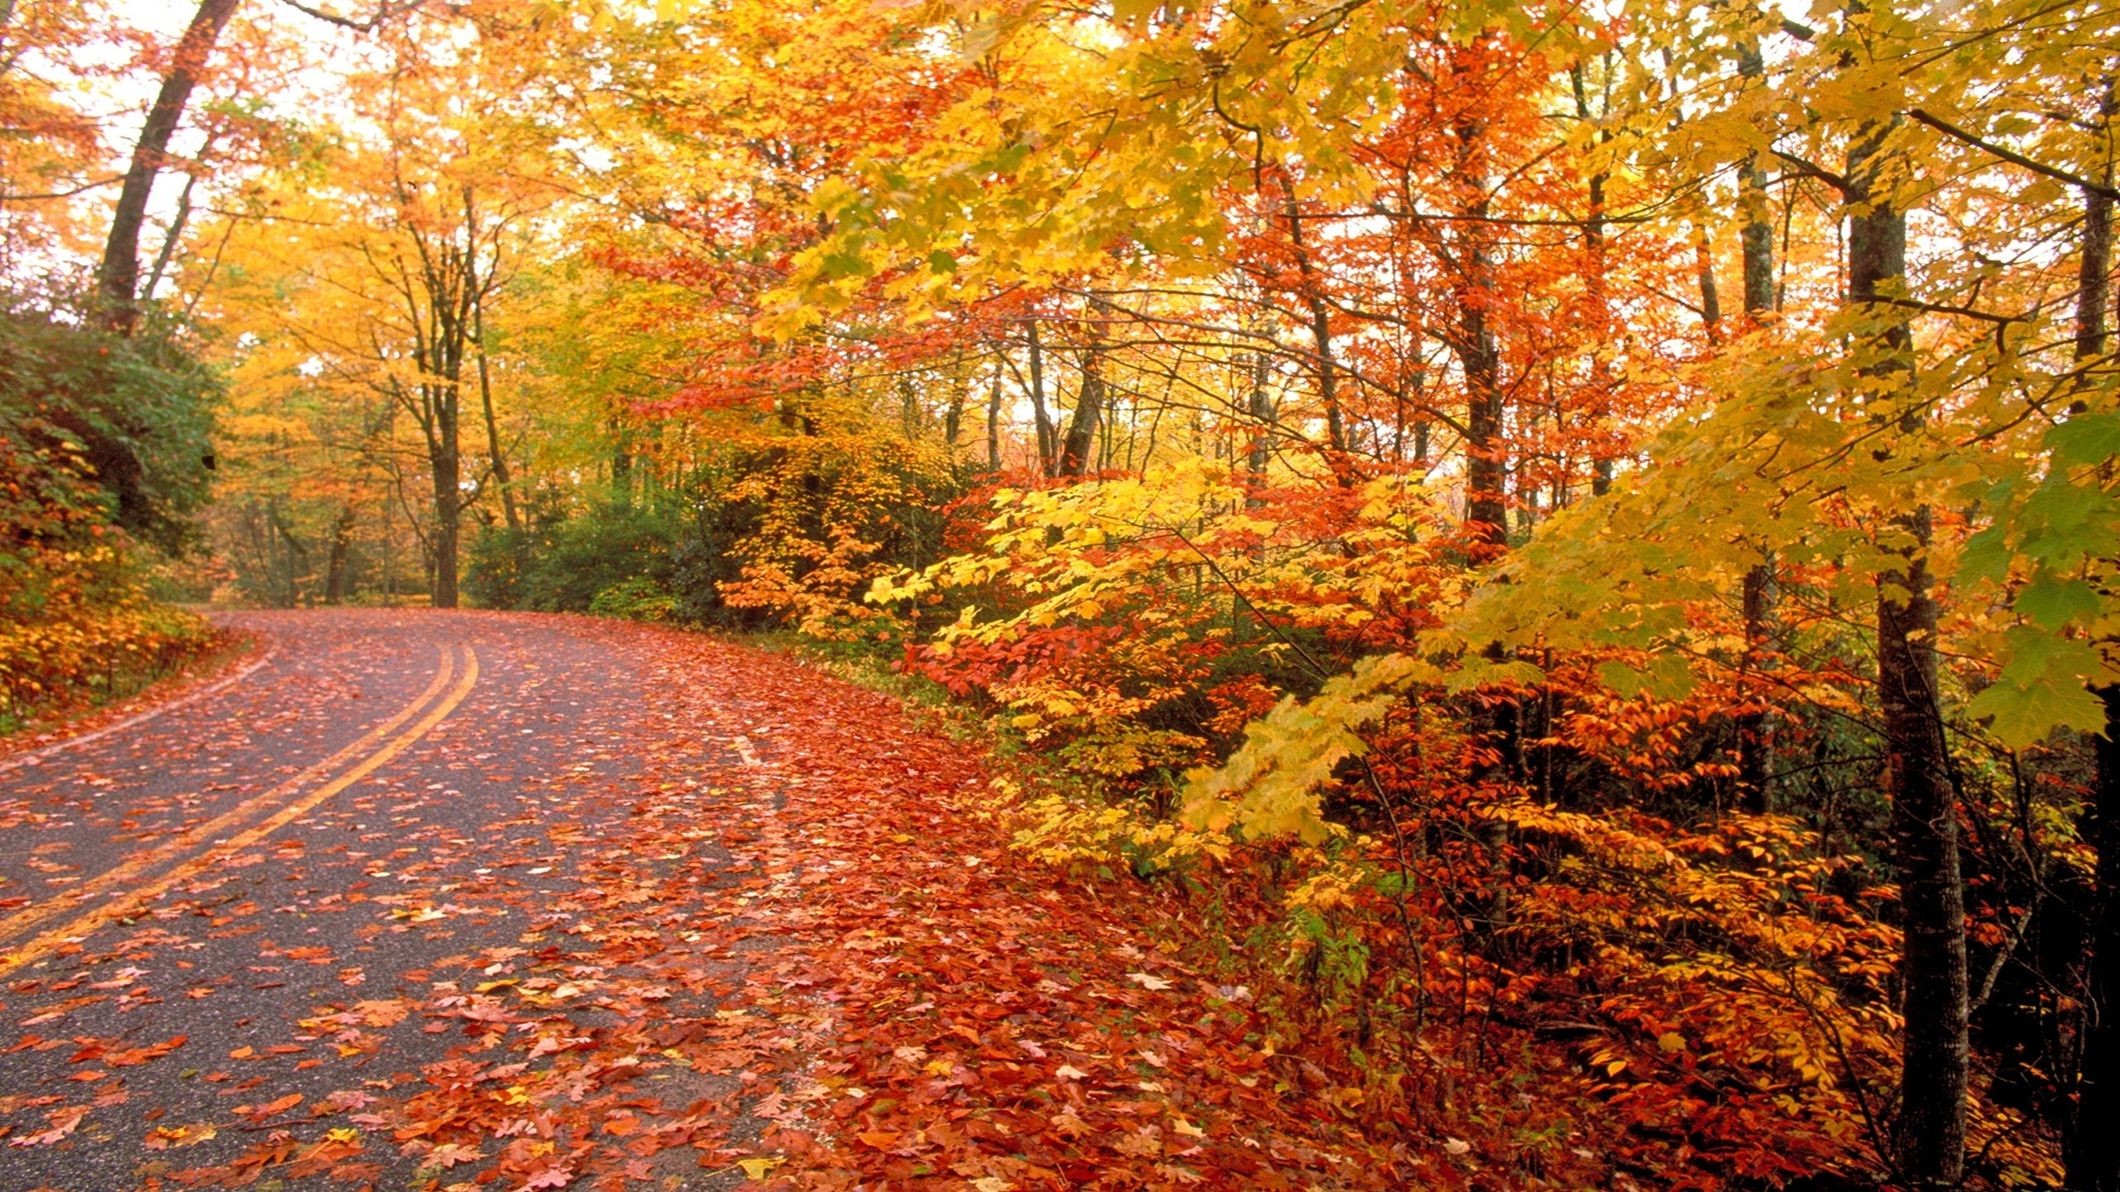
xmin=9 ymin=1105 xmax=87 ymax=1148
xmin=857 ymin=1130 xmax=900 ymax=1150
xmin=236 ymin=1092 xmax=303 ymax=1121
xmin=106 ymin=1035 xmax=186 ymax=1066
xmin=519 ymin=1162 xmax=574 ymax=1189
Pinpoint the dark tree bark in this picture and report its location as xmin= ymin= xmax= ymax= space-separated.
xmin=1736 ymin=40 xmax=1778 ymax=320
xmin=1694 ymin=226 xmax=1722 ymax=342
xmin=384 ymin=184 xmax=496 ymax=610
xmin=473 ymin=297 xmax=521 ymax=542
xmin=96 ymin=0 xmax=241 ymax=332
xmin=1732 ymin=30 xmax=1779 ymax=814
xmin=2080 ymin=687 xmax=2120 ymax=1192
xmin=984 ymin=360 xmax=1003 ymax=472
xmin=1056 ymin=345 xmax=1103 ymax=478
xmin=1025 ymin=321 xmax=1056 ymax=476
xmin=1245 ymin=351 xmax=1273 ymax=483
xmin=1452 ymin=115 xmax=1507 ymax=559
xmin=2066 ymin=81 xmax=2119 ymax=1192
xmin=1282 ymin=187 xmax=1347 ymax=466
xmin=1849 ymin=119 xmax=1967 ymax=1190
xmin=323 ymin=504 xmax=357 ymax=604
xmin=1572 ymin=63 xmax=1617 ymax=499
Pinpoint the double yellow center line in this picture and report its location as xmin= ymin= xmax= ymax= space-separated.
xmin=0 ymin=643 xmax=479 ymax=979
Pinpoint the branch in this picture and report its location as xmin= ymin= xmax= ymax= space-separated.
xmin=0 ymin=175 xmax=123 ymax=202
xmin=1771 ymin=149 xmax=1848 ymax=193
xmin=1906 ymin=107 xmax=2120 ymax=200
xmin=274 ymin=0 xmax=421 ymax=31
xmin=1874 ymin=293 xmax=2025 ymax=324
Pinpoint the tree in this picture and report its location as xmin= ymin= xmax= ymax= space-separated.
xmin=95 ymin=0 xmax=240 ymax=332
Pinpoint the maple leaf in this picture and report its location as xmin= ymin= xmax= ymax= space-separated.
xmin=143 ymin=1122 xmax=219 ymax=1149
xmin=1126 ymin=972 xmax=1173 ymax=991
xmin=735 ymin=1157 xmax=783 ymax=1179
xmin=10 ymin=1106 xmax=87 ymax=1148
xmin=427 ymin=1142 xmax=485 ymax=1168
xmin=518 ymin=1163 xmax=575 ymax=1190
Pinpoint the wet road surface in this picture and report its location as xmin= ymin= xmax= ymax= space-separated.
xmin=0 ymin=610 xmax=775 ymax=1191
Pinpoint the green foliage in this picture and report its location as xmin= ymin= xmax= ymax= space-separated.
xmin=587 ymin=576 xmax=677 ymax=622
xmin=0 ymin=291 xmax=221 ymax=725
xmin=0 ymin=296 xmax=219 ymax=554
xmin=503 ymin=499 xmax=679 ymax=614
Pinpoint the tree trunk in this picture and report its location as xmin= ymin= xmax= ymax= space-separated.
xmin=1026 ymin=321 xmax=1056 ymax=476
xmin=1282 ymin=189 xmax=1346 ymax=465
xmin=985 ymin=360 xmax=1003 ymax=472
xmin=1729 ymin=64 xmax=1780 ymax=810
xmin=1455 ymin=122 xmax=1507 ymax=557
xmin=1693 ymin=225 xmax=1722 ymax=342
xmin=2066 ymin=83 xmax=2119 ymax=1190
xmin=429 ymin=380 xmax=461 ymax=609
xmin=96 ymin=0 xmax=241 ymax=332
xmin=1850 ymin=119 xmax=1966 ymax=1190
xmin=1246 ymin=352 xmax=1273 ymax=484
xmin=1573 ymin=64 xmax=1617 ymax=498
xmin=2078 ymin=686 xmax=2120 ymax=1192
xmin=474 ymin=299 xmax=521 ymax=538
xmin=1057 ymin=345 xmax=1103 ymax=478
xmin=1738 ymin=35 xmax=1778 ymax=321
xmin=1733 ymin=33 xmax=1779 ymax=814
xmin=323 ymin=504 xmax=356 ymax=604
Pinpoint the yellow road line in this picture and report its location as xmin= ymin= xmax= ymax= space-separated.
xmin=0 ymin=645 xmax=456 ymax=949
xmin=0 ymin=645 xmax=479 ymax=978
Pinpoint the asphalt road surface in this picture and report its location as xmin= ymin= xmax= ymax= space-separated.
xmin=0 ymin=610 xmax=773 ymax=1191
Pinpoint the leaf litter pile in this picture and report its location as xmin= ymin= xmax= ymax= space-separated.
xmin=1 ymin=614 xmax=1404 ymax=1190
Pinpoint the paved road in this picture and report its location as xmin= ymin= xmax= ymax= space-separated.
xmin=0 ymin=611 xmax=768 ymax=1191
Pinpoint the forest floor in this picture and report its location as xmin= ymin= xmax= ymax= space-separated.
xmin=0 ymin=610 xmax=1431 ymax=1191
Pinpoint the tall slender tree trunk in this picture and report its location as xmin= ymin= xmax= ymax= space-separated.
xmin=428 ymin=379 xmax=461 ymax=609
xmin=1732 ymin=33 xmax=1780 ymax=814
xmin=97 ymin=0 xmax=241 ymax=332
xmin=1694 ymin=224 xmax=1723 ymax=342
xmin=1246 ymin=351 xmax=1274 ymax=484
xmin=2066 ymin=81 xmax=2119 ymax=1192
xmin=1282 ymin=188 xmax=1347 ymax=466
xmin=473 ymin=300 xmax=527 ymax=599
xmin=1453 ymin=116 xmax=1508 ymax=560
xmin=1849 ymin=118 xmax=1966 ymax=1189
xmin=1447 ymin=83 xmax=1521 ymax=933
xmin=2080 ymin=686 xmax=2120 ymax=1192
xmin=1572 ymin=63 xmax=1617 ymax=498
xmin=1026 ymin=321 xmax=1056 ymax=476
xmin=985 ymin=360 xmax=1003 ymax=472
xmin=1057 ymin=343 xmax=1103 ymax=478
xmin=323 ymin=505 xmax=357 ymax=604
xmin=474 ymin=300 xmax=521 ymax=538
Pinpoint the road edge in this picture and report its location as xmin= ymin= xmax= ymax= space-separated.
xmin=0 ymin=629 xmax=273 ymax=775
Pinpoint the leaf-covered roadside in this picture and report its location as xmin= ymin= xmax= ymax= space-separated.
xmin=630 ymin=629 xmax=1589 ymax=1190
